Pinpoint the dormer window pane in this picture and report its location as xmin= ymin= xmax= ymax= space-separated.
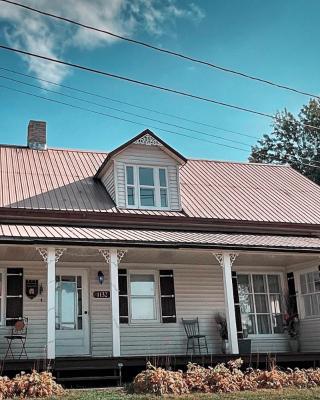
xmin=140 ymin=188 xmax=155 ymax=206
xmin=127 ymin=187 xmax=135 ymax=206
xmin=126 ymin=166 xmax=134 ymax=185
xmin=160 ymin=188 xmax=168 ymax=207
xmin=159 ymin=168 xmax=167 ymax=187
xmin=139 ymin=167 xmax=154 ymax=186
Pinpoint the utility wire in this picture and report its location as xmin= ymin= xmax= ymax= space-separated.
xmin=0 ymin=44 xmax=274 ymax=119
xmin=0 ymin=66 xmax=258 ymax=139
xmin=1 ymin=45 xmax=320 ymax=133
xmin=3 ymin=82 xmax=319 ymax=170
xmin=0 ymin=84 xmax=249 ymax=152
xmin=0 ymin=74 xmax=251 ymax=147
xmin=2 ymin=0 xmax=320 ymax=101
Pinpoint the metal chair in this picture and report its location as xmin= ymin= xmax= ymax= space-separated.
xmin=4 ymin=318 xmax=28 ymax=359
xmin=182 ymin=317 xmax=208 ymax=355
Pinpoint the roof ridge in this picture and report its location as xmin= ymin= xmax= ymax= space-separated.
xmin=0 ymin=143 xmax=108 ymax=155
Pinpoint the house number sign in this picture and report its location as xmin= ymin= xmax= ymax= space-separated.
xmin=93 ymin=290 xmax=110 ymax=299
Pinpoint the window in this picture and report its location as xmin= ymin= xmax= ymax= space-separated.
xmin=238 ymin=274 xmax=283 ymax=335
xmin=6 ymin=268 xmax=23 ymax=326
xmin=129 ymin=273 xmax=157 ymax=322
xmin=55 ymin=275 xmax=83 ymax=330
xmin=125 ymin=165 xmax=169 ymax=209
xmin=300 ymin=271 xmax=320 ymax=317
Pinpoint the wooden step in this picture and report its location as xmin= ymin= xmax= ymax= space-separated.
xmin=57 ymin=375 xmax=120 ymax=382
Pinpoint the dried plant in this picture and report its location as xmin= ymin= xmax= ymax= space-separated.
xmin=132 ymin=360 xmax=320 ymax=395
xmin=0 ymin=370 xmax=64 ymax=399
xmin=132 ymin=362 xmax=189 ymax=395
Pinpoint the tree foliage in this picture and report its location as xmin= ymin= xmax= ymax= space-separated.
xmin=249 ymin=99 xmax=320 ymax=184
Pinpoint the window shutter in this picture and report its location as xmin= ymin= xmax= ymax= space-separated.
xmin=287 ymin=272 xmax=298 ymax=314
xmin=118 ymin=269 xmax=128 ymax=324
xmin=6 ymin=268 xmax=23 ymax=326
xmin=232 ymin=271 xmax=243 ymax=339
xmin=159 ymin=270 xmax=176 ymax=323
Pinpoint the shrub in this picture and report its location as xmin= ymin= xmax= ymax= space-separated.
xmin=132 ymin=359 xmax=320 ymax=395
xmin=132 ymin=362 xmax=189 ymax=395
xmin=0 ymin=370 xmax=64 ymax=399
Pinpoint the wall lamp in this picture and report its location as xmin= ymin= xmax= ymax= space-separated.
xmin=97 ymin=271 xmax=104 ymax=285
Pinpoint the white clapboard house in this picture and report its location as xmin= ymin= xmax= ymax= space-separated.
xmin=0 ymin=120 xmax=320 ymax=377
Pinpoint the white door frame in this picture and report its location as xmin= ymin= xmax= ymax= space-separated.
xmin=55 ymin=268 xmax=90 ymax=356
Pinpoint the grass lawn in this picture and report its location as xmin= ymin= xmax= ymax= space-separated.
xmin=47 ymin=387 xmax=320 ymax=399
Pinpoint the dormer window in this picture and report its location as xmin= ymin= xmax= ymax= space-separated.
xmin=125 ymin=165 xmax=169 ymax=209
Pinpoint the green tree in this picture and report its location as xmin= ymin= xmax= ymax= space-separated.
xmin=249 ymin=99 xmax=320 ymax=184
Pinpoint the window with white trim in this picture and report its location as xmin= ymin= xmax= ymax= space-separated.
xmin=129 ymin=273 xmax=158 ymax=322
xmin=300 ymin=271 xmax=320 ymax=317
xmin=125 ymin=165 xmax=169 ymax=209
xmin=237 ymin=274 xmax=283 ymax=334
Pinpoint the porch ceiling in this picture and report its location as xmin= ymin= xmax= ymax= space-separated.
xmin=0 ymin=245 xmax=318 ymax=267
xmin=1 ymin=224 xmax=320 ymax=253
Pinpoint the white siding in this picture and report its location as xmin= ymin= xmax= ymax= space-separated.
xmin=120 ymin=264 xmax=224 ymax=356
xmin=0 ymin=259 xmax=294 ymax=359
xmin=89 ymin=264 xmax=113 ymax=357
xmin=101 ymin=163 xmax=115 ymax=202
xmin=113 ymin=144 xmax=181 ymax=210
xmin=300 ymin=319 xmax=320 ymax=352
xmin=0 ymin=263 xmax=47 ymax=359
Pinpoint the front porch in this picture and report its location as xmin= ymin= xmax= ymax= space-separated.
xmin=0 ymin=244 xmax=319 ymax=374
xmin=3 ymin=352 xmax=320 ymax=384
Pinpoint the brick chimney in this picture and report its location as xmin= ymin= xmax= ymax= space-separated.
xmin=27 ymin=120 xmax=47 ymax=150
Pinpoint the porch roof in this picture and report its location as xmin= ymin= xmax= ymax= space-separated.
xmin=1 ymin=224 xmax=320 ymax=252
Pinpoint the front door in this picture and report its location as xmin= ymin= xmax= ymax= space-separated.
xmin=55 ymin=269 xmax=90 ymax=356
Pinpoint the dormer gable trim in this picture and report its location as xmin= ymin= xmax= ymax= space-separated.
xmin=95 ymin=129 xmax=187 ymax=178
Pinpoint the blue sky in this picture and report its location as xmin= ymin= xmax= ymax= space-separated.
xmin=0 ymin=0 xmax=319 ymax=161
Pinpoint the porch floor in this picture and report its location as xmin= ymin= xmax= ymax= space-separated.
xmin=1 ymin=353 xmax=320 ymax=384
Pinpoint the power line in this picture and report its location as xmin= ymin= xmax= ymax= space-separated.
xmin=3 ymin=81 xmax=319 ymax=170
xmin=0 ymin=44 xmax=274 ymax=119
xmin=0 ymin=66 xmax=258 ymax=140
xmin=1 ymin=45 xmax=320 ymax=133
xmin=0 ymin=83 xmax=249 ymax=153
xmin=2 ymin=0 xmax=320 ymax=101
xmin=0 ymin=74 xmax=251 ymax=147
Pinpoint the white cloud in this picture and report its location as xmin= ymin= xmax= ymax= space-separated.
xmin=0 ymin=0 xmax=205 ymax=87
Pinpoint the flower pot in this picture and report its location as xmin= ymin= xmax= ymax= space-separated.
xmin=221 ymin=339 xmax=229 ymax=354
xmin=288 ymin=338 xmax=300 ymax=352
xmin=238 ymin=339 xmax=252 ymax=354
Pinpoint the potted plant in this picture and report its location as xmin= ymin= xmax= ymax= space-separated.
xmin=284 ymin=294 xmax=300 ymax=352
xmin=214 ymin=313 xmax=228 ymax=353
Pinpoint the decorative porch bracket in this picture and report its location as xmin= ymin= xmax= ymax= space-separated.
xmin=98 ymin=249 xmax=127 ymax=357
xmin=213 ymin=252 xmax=239 ymax=355
xmin=37 ymin=247 xmax=66 ymax=360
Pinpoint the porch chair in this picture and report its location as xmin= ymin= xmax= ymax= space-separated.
xmin=4 ymin=318 xmax=28 ymax=360
xmin=182 ymin=318 xmax=208 ymax=355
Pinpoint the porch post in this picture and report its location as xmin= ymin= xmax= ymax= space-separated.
xmin=47 ymin=248 xmax=56 ymax=360
xmin=99 ymin=249 xmax=127 ymax=357
xmin=214 ymin=252 xmax=239 ymax=354
xmin=37 ymin=247 xmax=65 ymax=360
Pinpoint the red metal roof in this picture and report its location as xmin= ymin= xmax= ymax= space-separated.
xmin=0 ymin=224 xmax=320 ymax=251
xmin=1 ymin=144 xmax=320 ymax=225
